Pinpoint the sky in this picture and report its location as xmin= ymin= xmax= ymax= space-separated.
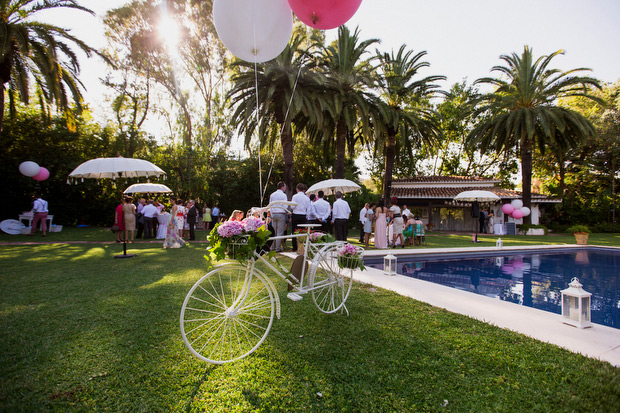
xmin=42 ymin=0 xmax=620 ymax=133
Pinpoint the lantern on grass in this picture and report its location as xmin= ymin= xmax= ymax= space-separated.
xmin=384 ymin=254 xmax=397 ymax=276
xmin=560 ymin=277 xmax=592 ymax=329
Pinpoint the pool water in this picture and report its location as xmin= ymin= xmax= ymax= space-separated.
xmin=365 ymin=248 xmax=620 ymax=329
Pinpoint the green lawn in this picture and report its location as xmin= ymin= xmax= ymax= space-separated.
xmin=1 ymin=236 xmax=619 ymax=411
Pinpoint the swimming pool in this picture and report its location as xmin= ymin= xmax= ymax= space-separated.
xmin=365 ymin=247 xmax=620 ymax=330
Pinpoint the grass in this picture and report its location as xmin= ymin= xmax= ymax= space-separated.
xmin=1 ymin=236 xmax=619 ymax=411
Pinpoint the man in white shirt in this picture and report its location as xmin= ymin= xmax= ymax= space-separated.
xmin=306 ymin=194 xmax=318 ymax=223
xmin=332 ymin=191 xmax=351 ymax=241
xmin=30 ymin=195 xmax=49 ymax=236
xmin=402 ymin=205 xmax=411 ymax=220
xmin=142 ymin=200 xmax=158 ymax=239
xmin=291 ymin=183 xmax=310 ymax=251
xmin=313 ymin=190 xmax=331 ymax=234
xmin=358 ymin=203 xmax=368 ymax=243
xmin=269 ymin=181 xmax=288 ymax=252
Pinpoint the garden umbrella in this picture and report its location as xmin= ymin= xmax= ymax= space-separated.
xmin=68 ymin=156 xmax=167 ymax=258
xmin=123 ymin=183 xmax=173 ymax=194
xmin=454 ymin=190 xmax=500 ymax=242
xmin=306 ymin=179 xmax=361 ymax=196
xmin=68 ymin=156 xmax=166 ymax=182
xmin=453 ymin=190 xmax=500 ymax=203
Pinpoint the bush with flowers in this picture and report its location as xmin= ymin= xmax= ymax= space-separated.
xmin=206 ymin=217 xmax=271 ymax=265
xmin=336 ymin=243 xmax=365 ymax=270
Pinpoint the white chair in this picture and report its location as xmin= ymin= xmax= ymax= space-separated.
xmin=157 ymin=213 xmax=170 ymax=239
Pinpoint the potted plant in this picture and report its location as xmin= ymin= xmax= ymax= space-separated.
xmin=206 ymin=217 xmax=271 ymax=265
xmin=566 ymin=225 xmax=591 ymax=245
xmin=336 ymin=243 xmax=365 ymax=270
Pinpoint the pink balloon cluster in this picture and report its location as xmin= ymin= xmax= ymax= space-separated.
xmin=213 ymin=0 xmax=363 ymax=63
xmin=19 ymin=161 xmax=50 ymax=181
xmin=501 ymin=200 xmax=530 ymax=220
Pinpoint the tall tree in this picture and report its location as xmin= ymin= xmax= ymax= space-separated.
xmin=467 ymin=46 xmax=602 ymax=224
xmin=317 ymin=26 xmax=379 ymax=179
xmin=227 ymin=29 xmax=322 ymax=200
xmin=375 ymin=45 xmax=445 ymax=202
xmin=0 ymin=0 xmax=104 ymax=131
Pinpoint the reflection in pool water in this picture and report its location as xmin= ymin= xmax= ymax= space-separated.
xmin=365 ymin=248 xmax=620 ymax=329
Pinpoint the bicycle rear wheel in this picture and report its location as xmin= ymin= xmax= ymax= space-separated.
xmin=308 ymin=244 xmax=353 ymax=314
xmin=180 ymin=264 xmax=275 ymax=364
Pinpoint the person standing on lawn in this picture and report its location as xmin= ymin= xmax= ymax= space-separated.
xmin=30 ymin=194 xmax=49 ymax=237
xmin=314 ymin=190 xmax=331 ymax=234
xmin=186 ymin=200 xmax=197 ymax=241
xmin=332 ymin=191 xmax=351 ymax=241
xmin=291 ymin=183 xmax=310 ymax=251
xmin=359 ymin=203 xmax=369 ymax=243
xmin=269 ymin=181 xmax=289 ymax=252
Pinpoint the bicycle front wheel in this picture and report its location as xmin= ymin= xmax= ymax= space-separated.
xmin=308 ymin=244 xmax=353 ymax=314
xmin=180 ymin=264 xmax=275 ymax=364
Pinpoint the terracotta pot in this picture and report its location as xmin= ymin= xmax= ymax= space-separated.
xmin=574 ymin=233 xmax=589 ymax=245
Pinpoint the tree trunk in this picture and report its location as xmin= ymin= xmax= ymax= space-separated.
xmin=521 ymin=139 xmax=533 ymax=225
xmin=335 ymin=118 xmax=346 ymax=179
xmin=383 ymin=133 xmax=396 ymax=203
xmin=0 ymin=82 xmax=4 ymax=133
xmin=281 ymin=119 xmax=294 ymax=199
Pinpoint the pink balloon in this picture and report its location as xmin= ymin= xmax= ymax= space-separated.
xmin=288 ymin=0 xmax=363 ymax=30
xmin=501 ymin=204 xmax=514 ymax=215
xmin=32 ymin=167 xmax=50 ymax=181
xmin=512 ymin=209 xmax=524 ymax=219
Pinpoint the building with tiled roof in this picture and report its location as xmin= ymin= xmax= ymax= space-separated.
xmin=389 ymin=176 xmax=560 ymax=232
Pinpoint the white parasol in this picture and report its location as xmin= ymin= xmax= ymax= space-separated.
xmin=123 ymin=183 xmax=173 ymax=194
xmin=453 ymin=190 xmax=500 ymax=203
xmin=454 ymin=190 xmax=500 ymax=242
xmin=306 ymin=179 xmax=361 ymax=196
xmin=68 ymin=156 xmax=166 ymax=182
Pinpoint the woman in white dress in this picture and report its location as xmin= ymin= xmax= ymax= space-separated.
xmin=389 ymin=197 xmax=404 ymax=248
xmin=163 ymin=198 xmax=185 ymax=248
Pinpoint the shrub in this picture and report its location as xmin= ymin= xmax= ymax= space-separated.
xmin=566 ymin=224 xmax=591 ymax=234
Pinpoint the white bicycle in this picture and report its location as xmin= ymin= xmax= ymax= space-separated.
xmin=180 ymin=217 xmax=364 ymax=364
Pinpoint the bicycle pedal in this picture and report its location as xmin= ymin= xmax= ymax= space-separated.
xmin=286 ymin=292 xmax=303 ymax=302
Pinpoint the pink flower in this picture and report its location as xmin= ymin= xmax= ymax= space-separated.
xmin=242 ymin=216 xmax=266 ymax=233
xmin=337 ymin=243 xmax=359 ymax=257
xmin=217 ymin=220 xmax=244 ymax=238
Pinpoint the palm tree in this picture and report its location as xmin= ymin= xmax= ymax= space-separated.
xmin=316 ymin=25 xmax=379 ymax=179
xmin=227 ymin=30 xmax=322 ymax=200
xmin=375 ymin=45 xmax=445 ymax=202
xmin=0 ymin=0 xmax=103 ymax=131
xmin=467 ymin=46 xmax=602 ymax=224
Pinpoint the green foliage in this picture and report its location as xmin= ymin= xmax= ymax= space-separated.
xmin=566 ymin=224 xmax=591 ymax=234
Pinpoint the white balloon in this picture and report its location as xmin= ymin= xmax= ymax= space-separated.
xmin=521 ymin=206 xmax=531 ymax=217
xmin=511 ymin=199 xmax=523 ymax=209
xmin=213 ymin=0 xmax=293 ymax=63
xmin=19 ymin=161 xmax=40 ymax=177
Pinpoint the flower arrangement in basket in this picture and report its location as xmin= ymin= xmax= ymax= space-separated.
xmin=305 ymin=231 xmax=336 ymax=258
xmin=336 ymin=243 xmax=365 ymax=270
xmin=206 ymin=217 xmax=271 ymax=264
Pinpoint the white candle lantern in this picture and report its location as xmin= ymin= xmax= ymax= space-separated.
xmin=560 ymin=277 xmax=592 ymax=329
xmin=496 ymin=238 xmax=503 ymax=248
xmin=384 ymin=254 xmax=397 ymax=276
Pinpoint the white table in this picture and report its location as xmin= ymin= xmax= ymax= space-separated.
xmin=157 ymin=213 xmax=170 ymax=239
xmin=19 ymin=214 xmax=53 ymax=229
xmin=494 ymin=223 xmax=505 ymax=235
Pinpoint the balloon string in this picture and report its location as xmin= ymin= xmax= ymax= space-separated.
xmin=251 ymin=12 xmax=264 ymax=207
xmin=261 ymin=61 xmax=304 ymax=203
